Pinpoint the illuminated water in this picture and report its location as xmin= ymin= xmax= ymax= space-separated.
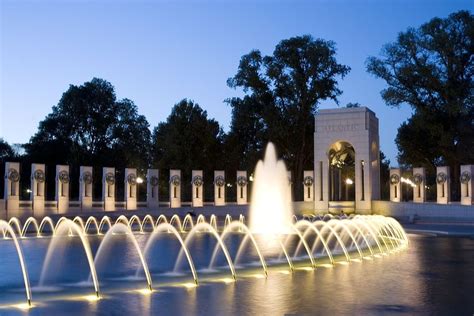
xmin=249 ymin=142 xmax=293 ymax=234
xmin=0 ymin=223 xmax=473 ymax=315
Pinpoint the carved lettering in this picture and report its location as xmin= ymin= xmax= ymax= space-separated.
xmin=317 ymin=124 xmax=359 ymax=133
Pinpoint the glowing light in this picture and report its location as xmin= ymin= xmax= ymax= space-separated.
xmin=13 ymin=303 xmax=33 ymax=310
xmin=136 ymin=177 xmax=144 ymax=184
xmin=336 ymin=261 xmax=350 ymax=265
xmin=318 ymin=264 xmax=334 ymax=268
xmin=345 ymin=178 xmax=354 ymax=185
xmin=220 ymin=278 xmax=235 ymax=284
xmin=136 ymin=288 xmax=153 ymax=295
xmin=26 ymin=189 xmax=32 ymax=193
xmin=401 ymin=177 xmax=416 ymax=188
xmin=299 ymin=267 xmax=314 ymax=271
xmin=182 ymin=282 xmax=198 ymax=289
xmin=83 ymin=295 xmax=100 ymax=302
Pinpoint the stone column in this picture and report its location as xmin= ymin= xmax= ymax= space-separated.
xmin=236 ymin=171 xmax=247 ymax=205
xmin=191 ymin=170 xmax=204 ymax=207
xmin=436 ymin=166 xmax=450 ymax=204
xmin=412 ymin=167 xmax=426 ymax=203
xmin=355 ymin=155 xmax=372 ymax=212
xmin=303 ymin=170 xmax=314 ymax=202
xmin=31 ymin=163 xmax=46 ymax=214
xmin=125 ymin=168 xmax=137 ymax=210
xmin=4 ymin=162 xmax=20 ymax=212
xmin=147 ymin=169 xmax=159 ymax=209
xmin=56 ymin=165 xmax=70 ymax=213
xmin=460 ymin=165 xmax=474 ymax=205
xmin=79 ymin=166 xmax=93 ymax=210
xmin=102 ymin=167 xmax=116 ymax=211
xmin=314 ymin=160 xmax=329 ymax=212
xmin=389 ymin=168 xmax=402 ymax=202
xmin=214 ymin=170 xmax=225 ymax=206
xmin=170 ymin=169 xmax=181 ymax=208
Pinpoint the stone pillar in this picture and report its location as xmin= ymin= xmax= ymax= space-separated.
xmin=191 ymin=170 xmax=204 ymax=207
xmin=56 ymin=165 xmax=70 ymax=213
xmin=4 ymin=162 xmax=20 ymax=212
xmin=303 ymin=170 xmax=314 ymax=202
xmin=125 ymin=168 xmax=137 ymax=210
xmin=236 ymin=171 xmax=247 ymax=205
xmin=389 ymin=168 xmax=402 ymax=202
xmin=147 ymin=169 xmax=159 ymax=209
xmin=170 ymin=169 xmax=181 ymax=208
xmin=214 ymin=170 xmax=225 ymax=206
xmin=436 ymin=166 xmax=450 ymax=204
xmin=102 ymin=167 xmax=116 ymax=211
xmin=31 ymin=163 xmax=46 ymax=214
xmin=412 ymin=167 xmax=426 ymax=203
xmin=79 ymin=166 xmax=93 ymax=210
xmin=460 ymin=165 xmax=474 ymax=205
xmin=314 ymin=159 xmax=329 ymax=211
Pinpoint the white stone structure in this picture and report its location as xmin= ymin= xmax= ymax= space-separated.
xmin=412 ymin=167 xmax=426 ymax=203
xmin=56 ymin=165 xmax=70 ymax=213
xmin=389 ymin=168 xmax=402 ymax=202
xmin=192 ymin=170 xmax=204 ymax=207
xmin=147 ymin=169 xmax=159 ymax=209
xmin=236 ymin=170 xmax=247 ymax=205
xmin=460 ymin=165 xmax=473 ymax=205
xmin=31 ymin=163 xmax=46 ymax=214
xmin=314 ymin=107 xmax=380 ymax=213
xmin=170 ymin=169 xmax=181 ymax=208
xmin=79 ymin=166 xmax=93 ymax=210
xmin=436 ymin=166 xmax=450 ymax=204
xmin=303 ymin=170 xmax=314 ymax=202
xmin=4 ymin=162 xmax=20 ymax=212
xmin=214 ymin=170 xmax=225 ymax=206
xmin=102 ymin=167 xmax=116 ymax=211
xmin=125 ymin=168 xmax=137 ymax=210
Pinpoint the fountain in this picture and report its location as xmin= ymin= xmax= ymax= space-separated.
xmin=249 ymin=143 xmax=293 ymax=234
xmin=0 ymin=212 xmax=408 ymax=308
xmin=0 ymin=144 xmax=409 ymax=309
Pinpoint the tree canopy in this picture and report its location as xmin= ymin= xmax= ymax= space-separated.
xmin=226 ymin=35 xmax=350 ymax=198
xmin=25 ymin=78 xmax=151 ymax=169
xmin=367 ymin=10 xmax=474 ymax=178
xmin=152 ymin=99 xmax=224 ymax=172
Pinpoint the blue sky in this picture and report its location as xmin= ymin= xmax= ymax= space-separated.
xmin=1 ymin=0 xmax=471 ymax=165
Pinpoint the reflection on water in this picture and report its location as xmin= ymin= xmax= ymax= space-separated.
xmin=0 ymin=234 xmax=473 ymax=315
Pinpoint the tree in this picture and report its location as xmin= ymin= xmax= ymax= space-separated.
xmin=25 ymin=78 xmax=152 ymax=198
xmin=379 ymin=151 xmax=391 ymax=200
xmin=227 ymin=35 xmax=350 ymax=199
xmin=151 ymin=99 xmax=224 ymax=201
xmin=367 ymin=10 xmax=474 ymax=199
xmin=0 ymin=138 xmax=14 ymax=161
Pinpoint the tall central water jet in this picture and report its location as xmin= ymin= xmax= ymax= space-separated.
xmin=249 ymin=143 xmax=293 ymax=234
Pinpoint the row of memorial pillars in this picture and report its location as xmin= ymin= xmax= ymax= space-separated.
xmin=390 ymin=165 xmax=474 ymax=205
xmin=3 ymin=163 xmax=149 ymax=213
xmin=3 ymin=162 xmax=260 ymax=212
xmin=169 ymin=170 xmax=249 ymax=208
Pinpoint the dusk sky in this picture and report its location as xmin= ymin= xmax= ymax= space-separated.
xmin=1 ymin=0 xmax=471 ymax=165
